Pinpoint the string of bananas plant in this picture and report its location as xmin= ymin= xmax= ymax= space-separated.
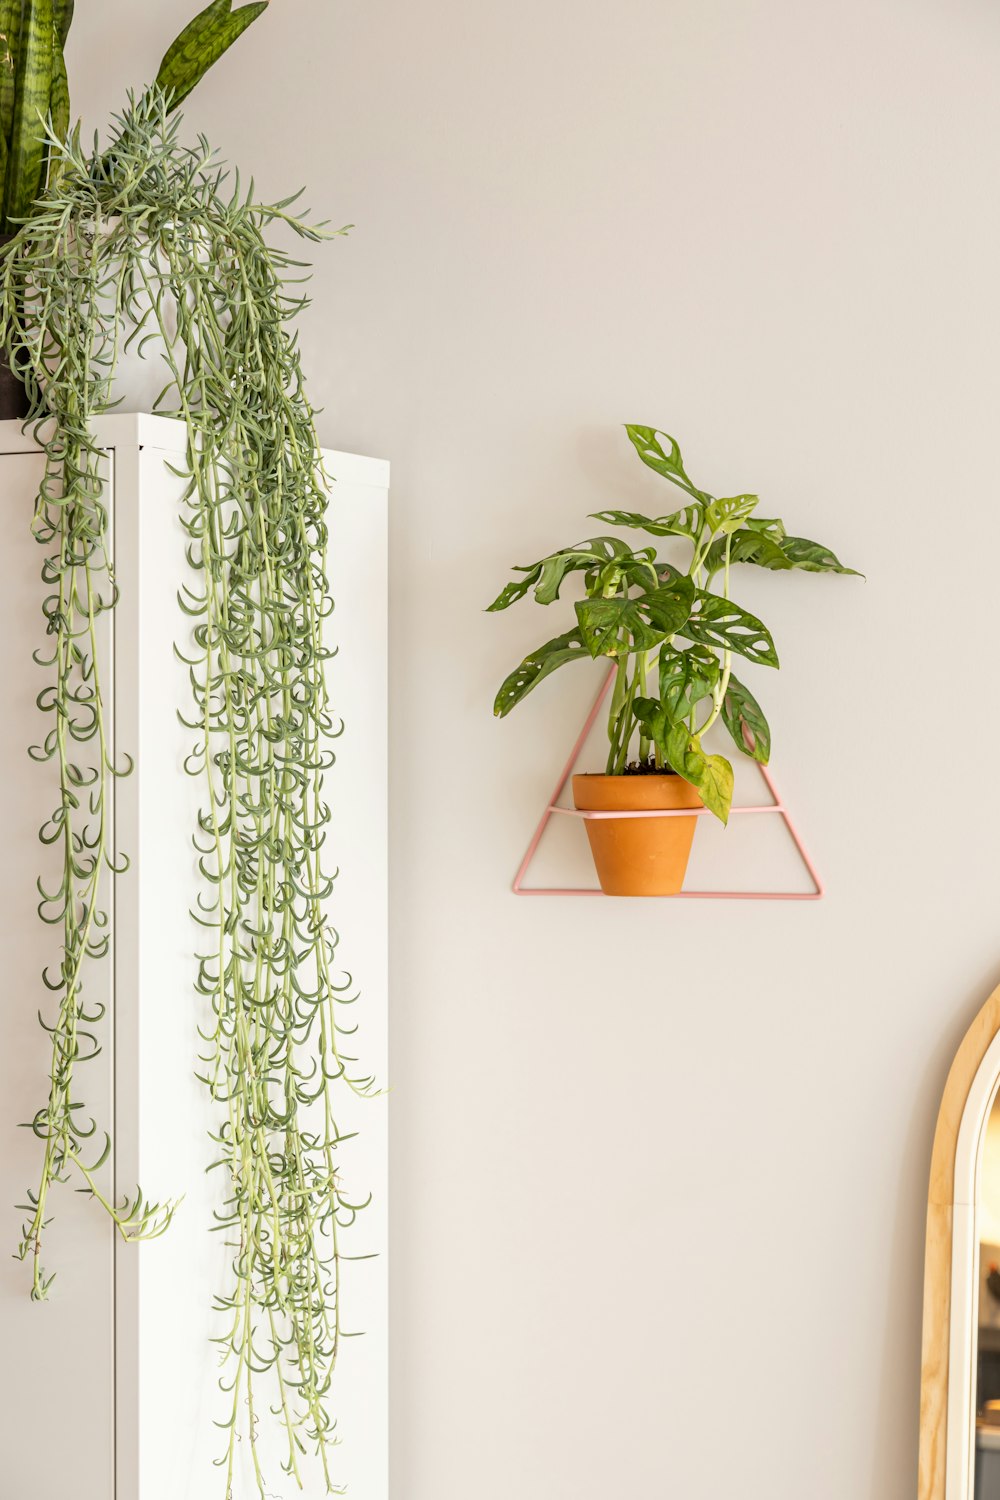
xmin=0 ymin=0 xmax=268 ymax=235
xmin=0 ymin=91 xmax=370 ymax=1496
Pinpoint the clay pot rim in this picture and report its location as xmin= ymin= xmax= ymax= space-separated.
xmin=572 ymin=770 xmax=680 ymax=781
xmin=571 ymin=771 xmax=703 ymax=810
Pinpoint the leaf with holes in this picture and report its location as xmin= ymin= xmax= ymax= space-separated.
xmin=534 ymin=539 xmax=634 ymax=604
xmin=594 ymin=552 xmax=660 ymax=597
xmin=589 ymin=505 xmax=705 ymax=542
xmin=780 ymin=535 xmax=861 ymax=576
xmin=486 ymin=575 xmax=536 ymax=612
xmin=721 ymin=674 xmax=771 ymax=763
xmin=493 ymin=628 xmax=590 ymax=717
xmin=663 ymin=725 xmax=733 ymax=823
xmin=746 ymin=515 xmax=786 ymax=541
xmin=486 ymin=536 xmax=632 ymax=611
xmin=681 ymin=593 xmax=779 ymax=667
xmin=658 ymin=646 xmax=719 ymax=720
xmin=575 ymin=576 xmax=694 ymax=658
xmin=705 ymin=493 xmax=759 ymax=535
xmin=703 ymin=528 xmax=792 ymax=577
xmin=624 ymin=425 xmax=707 ymax=500
xmin=655 ymin=559 xmax=687 ymax=587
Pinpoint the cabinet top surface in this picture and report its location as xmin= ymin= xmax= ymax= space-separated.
xmin=0 ymin=413 xmax=389 ymax=488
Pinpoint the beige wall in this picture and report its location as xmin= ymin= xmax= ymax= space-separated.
xmin=69 ymin=3 xmax=1000 ymax=1497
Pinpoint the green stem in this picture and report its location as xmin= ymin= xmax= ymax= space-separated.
xmin=697 ymin=532 xmax=733 ymax=737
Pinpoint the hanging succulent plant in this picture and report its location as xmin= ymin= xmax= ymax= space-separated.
xmin=1 ymin=90 xmax=369 ymax=1496
xmin=0 ymin=0 xmax=269 ymax=235
xmin=0 ymin=0 xmax=269 ymax=423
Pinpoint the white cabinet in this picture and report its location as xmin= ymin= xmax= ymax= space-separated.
xmin=0 ymin=415 xmax=388 ymax=1500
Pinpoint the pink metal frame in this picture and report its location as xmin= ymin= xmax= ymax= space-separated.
xmin=512 ymin=668 xmax=823 ymax=900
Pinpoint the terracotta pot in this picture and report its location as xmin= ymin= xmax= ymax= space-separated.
xmin=572 ymin=772 xmax=703 ymax=896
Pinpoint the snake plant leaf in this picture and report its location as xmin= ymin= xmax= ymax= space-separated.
xmin=53 ymin=0 xmax=72 ymax=46
xmin=779 ymin=535 xmax=861 ymax=575
xmin=48 ymin=40 xmax=68 ymax=152
xmin=703 ymin=527 xmax=792 ymax=577
xmin=0 ymin=0 xmax=20 ymax=147
xmin=624 ymin=424 xmax=708 ymax=501
xmin=6 ymin=0 xmax=53 ymax=225
xmin=720 ymin=673 xmax=771 ymax=763
xmin=493 ymin=627 xmax=589 ymax=716
xmin=658 ymin=645 xmax=719 ymax=720
xmin=575 ymin=575 xmax=694 ymax=658
xmin=48 ymin=0 xmax=71 ymax=182
xmin=680 ymin=592 xmax=779 ymax=668
xmin=486 ymin=536 xmax=631 ymax=611
xmin=589 ymin=504 xmax=705 ymax=542
xmin=705 ymin=493 xmax=759 ymax=536
xmin=155 ymin=0 xmax=270 ymax=112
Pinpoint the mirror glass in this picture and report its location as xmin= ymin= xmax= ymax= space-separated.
xmin=976 ymin=1092 xmax=1000 ymax=1497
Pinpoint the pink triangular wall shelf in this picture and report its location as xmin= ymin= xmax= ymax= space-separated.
xmin=512 ymin=667 xmax=823 ymax=900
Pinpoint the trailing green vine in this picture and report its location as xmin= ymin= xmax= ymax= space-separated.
xmin=14 ymin=397 xmax=178 ymax=1302
xmin=0 ymin=0 xmax=270 ymax=238
xmin=2 ymin=91 xmax=372 ymax=1495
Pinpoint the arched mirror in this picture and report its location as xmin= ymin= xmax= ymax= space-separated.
xmin=921 ymin=985 xmax=1000 ymax=1500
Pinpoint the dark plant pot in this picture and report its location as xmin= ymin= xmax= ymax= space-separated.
xmin=0 ymin=232 xmax=28 ymax=421
xmin=0 ymin=345 xmax=29 ymax=420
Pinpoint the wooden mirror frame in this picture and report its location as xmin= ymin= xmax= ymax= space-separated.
xmin=921 ymin=982 xmax=1000 ymax=1500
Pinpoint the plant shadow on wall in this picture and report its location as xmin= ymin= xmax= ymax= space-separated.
xmin=490 ymin=426 xmax=861 ymax=896
xmin=0 ymin=11 xmax=374 ymax=1496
